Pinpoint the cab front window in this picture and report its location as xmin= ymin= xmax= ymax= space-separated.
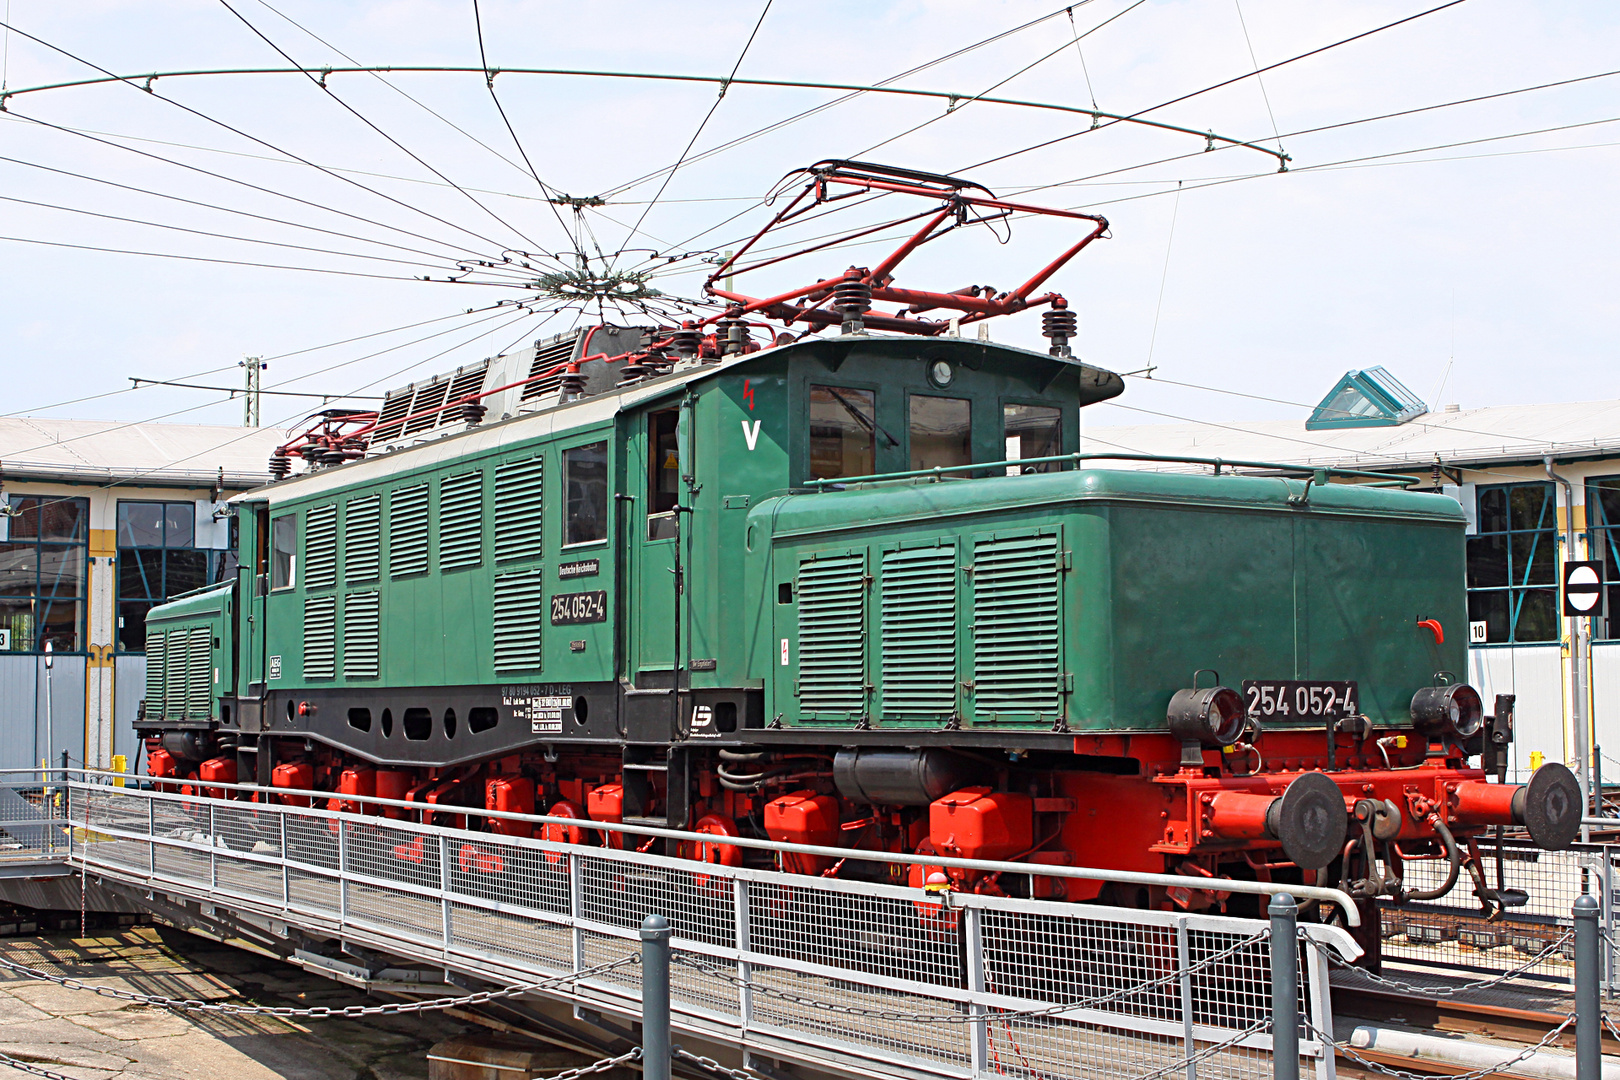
xmin=809 ymin=385 xmax=881 ymax=480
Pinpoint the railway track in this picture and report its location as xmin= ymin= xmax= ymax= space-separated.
xmin=1332 ymin=982 xmax=1605 ymax=1078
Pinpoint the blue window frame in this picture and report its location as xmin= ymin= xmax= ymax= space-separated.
xmin=1586 ymin=476 xmax=1620 ymax=640
xmin=116 ymin=501 xmax=235 ymax=652
xmin=0 ymin=495 xmax=88 ymax=653
xmin=1466 ymin=482 xmax=1558 ymax=643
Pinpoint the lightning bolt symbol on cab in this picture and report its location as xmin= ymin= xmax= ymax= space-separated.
xmin=743 ymin=379 xmax=753 ymax=410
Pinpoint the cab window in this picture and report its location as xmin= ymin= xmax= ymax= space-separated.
xmin=647 ymin=410 xmax=679 ymax=541
xmin=909 ymin=395 xmax=971 ymax=472
xmin=564 ymin=441 xmax=609 ymax=546
xmin=270 ymin=515 xmax=297 ymax=589
xmin=1004 ymin=404 xmax=1063 ymax=473
xmin=809 ymin=385 xmax=879 ymax=480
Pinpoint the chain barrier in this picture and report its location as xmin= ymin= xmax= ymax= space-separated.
xmin=1127 ymin=1016 xmax=1273 ymax=1080
xmin=1328 ymin=931 xmax=1572 ymax=997
xmin=533 ymin=1048 xmax=641 ymax=1080
xmin=673 ymin=1046 xmax=765 ymax=1080
xmin=1305 ymin=1016 xmax=1575 ymax=1080
xmin=0 ymin=952 xmax=638 ymax=1018
xmin=673 ymin=927 xmax=1270 ymax=1025
xmin=1603 ymin=1011 xmax=1620 ymax=1045
xmin=0 ymin=1053 xmax=90 ymax=1080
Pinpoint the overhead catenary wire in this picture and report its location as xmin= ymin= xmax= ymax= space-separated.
xmin=470 ymin=0 xmax=580 ymax=252
xmin=851 ymin=0 xmax=1146 ymax=160
xmin=961 ymin=0 xmax=1473 ymax=173
xmin=214 ymin=0 xmax=552 ymax=258
xmin=0 ymin=193 xmax=486 ymax=275
xmin=608 ymin=0 xmax=775 ymax=265
xmin=4 ymin=111 xmax=493 ymax=266
xmin=250 ymin=0 xmax=533 ymax=183
xmin=595 ymin=4 xmax=1080 ymax=201
xmin=3 ymin=301 xmax=521 ymax=419
xmin=1232 ymin=0 xmax=1284 ymax=155
xmin=8 ymin=303 xmax=548 ymax=524
xmin=1009 ymin=65 xmax=1620 ymax=197
xmin=0 ymin=149 xmax=500 ymax=269
xmin=0 ymin=233 xmax=513 ymax=285
xmin=0 ymin=19 xmax=510 ymax=260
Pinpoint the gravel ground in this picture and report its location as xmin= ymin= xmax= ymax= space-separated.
xmin=0 ymin=925 xmax=472 ymax=1080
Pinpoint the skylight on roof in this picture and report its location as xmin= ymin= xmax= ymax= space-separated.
xmin=1306 ymin=366 xmax=1428 ymax=429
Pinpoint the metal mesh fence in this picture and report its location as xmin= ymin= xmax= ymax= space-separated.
xmin=63 ymin=782 xmax=1344 ymax=1080
xmin=1376 ymin=835 xmax=1590 ymax=988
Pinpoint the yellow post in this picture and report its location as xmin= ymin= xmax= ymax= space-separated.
xmin=111 ymin=754 xmax=127 ymax=787
xmin=1531 ymin=750 xmax=1545 ymax=771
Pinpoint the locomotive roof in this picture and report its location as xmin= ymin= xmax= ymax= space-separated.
xmin=753 ymin=465 xmax=1469 ymax=535
xmin=234 ymin=333 xmax=1121 ymax=507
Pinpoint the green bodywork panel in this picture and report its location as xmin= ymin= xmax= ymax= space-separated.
xmin=144 ymin=582 xmax=234 ymax=722
xmin=146 ymin=335 xmax=1100 ymax=704
xmin=746 ymin=469 xmax=1467 ymax=730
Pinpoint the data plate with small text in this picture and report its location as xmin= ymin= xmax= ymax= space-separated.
xmin=1242 ymin=680 xmax=1358 ymax=720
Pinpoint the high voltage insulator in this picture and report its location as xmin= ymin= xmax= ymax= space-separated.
xmin=832 ymin=271 xmax=872 ymax=336
xmin=1042 ymin=302 xmax=1078 ymax=358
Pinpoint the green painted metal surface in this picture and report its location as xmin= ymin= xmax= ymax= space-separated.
xmin=748 ymin=469 xmax=1467 ymax=730
xmin=143 ymin=330 xmax=1462 ymax=746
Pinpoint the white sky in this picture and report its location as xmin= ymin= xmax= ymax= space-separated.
xmin=0 ymin=0 xmax=1615 ymax=443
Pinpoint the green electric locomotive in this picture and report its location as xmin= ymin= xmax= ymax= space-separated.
xmin=137 ymin=162 xmax=1577 ymax=939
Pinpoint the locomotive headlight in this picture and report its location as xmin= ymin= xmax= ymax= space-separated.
xmin=1410 ymin=683 xmax=1484 ymax=740
xmin=1167 ymin=686 xmax=1247 ymax=748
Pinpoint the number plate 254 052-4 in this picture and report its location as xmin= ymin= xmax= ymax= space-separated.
xmin=1241 ymin=680 xmax=1358 ymax=720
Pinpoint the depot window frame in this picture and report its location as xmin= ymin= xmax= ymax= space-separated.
xmin=0 ymin=494 xmax=89 ymax=654
xmin=1466 ymin=481 xmax=1559 ymax=644
xmin=1585 ymin=475 xmax=1620 ymax=640
xmin=114 ymin=499 xmax=233 ymax=654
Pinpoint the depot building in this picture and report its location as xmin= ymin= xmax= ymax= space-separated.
xmin=0 ymin=418 xmax=282 ymax=773
xmin=1086 ymin=366 xmax=1620 ymax=787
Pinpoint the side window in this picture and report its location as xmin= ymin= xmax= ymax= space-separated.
xmin=647 ymin=410 xmax=680 ymax=541
xmin=1466 ymin=482 xmax=1557 ymax=643
xmin=1590 ymin=477 xmax=1620 ymax=640
xmin=909 ymin=395 xmax=970 ymax=472
xmin=564 ymin=441 xmax=609 ymax=546
xmin=1004 ymin=404 xmax=1063 ymax=473
xmin=270 ymin=515 xmax=297 ymax=589
xmin=809 ymin=385 xmax=878 ymax=480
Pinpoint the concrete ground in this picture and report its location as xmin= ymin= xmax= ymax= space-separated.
xmin=0 ymin=926 xmax=474 ymax=1080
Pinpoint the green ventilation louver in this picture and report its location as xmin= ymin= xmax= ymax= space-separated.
xmin=1306 ymin=366 xmax=1427 ymax=429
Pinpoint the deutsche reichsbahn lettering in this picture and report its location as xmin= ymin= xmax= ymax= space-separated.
xmin=557 ymin=559 xmax=600 ymax=580
xmin=550 ymin=590 xmax=607 ymax=625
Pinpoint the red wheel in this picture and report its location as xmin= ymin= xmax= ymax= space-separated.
xmin=540 ymin=800 xmax=589 ymax=865
xmin=678 ymin=813 xmax=743 ymax=889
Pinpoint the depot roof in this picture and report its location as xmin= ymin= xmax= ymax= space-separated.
xmin=0 ymin=416 xmax=284 ymax=488
xmin=1084 ymin=398 xmax=1620 ymax=472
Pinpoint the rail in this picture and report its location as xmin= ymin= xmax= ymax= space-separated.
xmin=63 ymin=776 xmax=1355 ymax=1080
xmin=61 ymin=767 xmax=1362 ymax=924
xmin=805 ymin=453 xmax=1420 ymax=489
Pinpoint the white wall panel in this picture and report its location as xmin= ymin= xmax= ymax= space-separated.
xmin=1591 ymin=642 xmax=1620 ymax=785
xmin=1468 ymin=645 xmax=1564 ymax=783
